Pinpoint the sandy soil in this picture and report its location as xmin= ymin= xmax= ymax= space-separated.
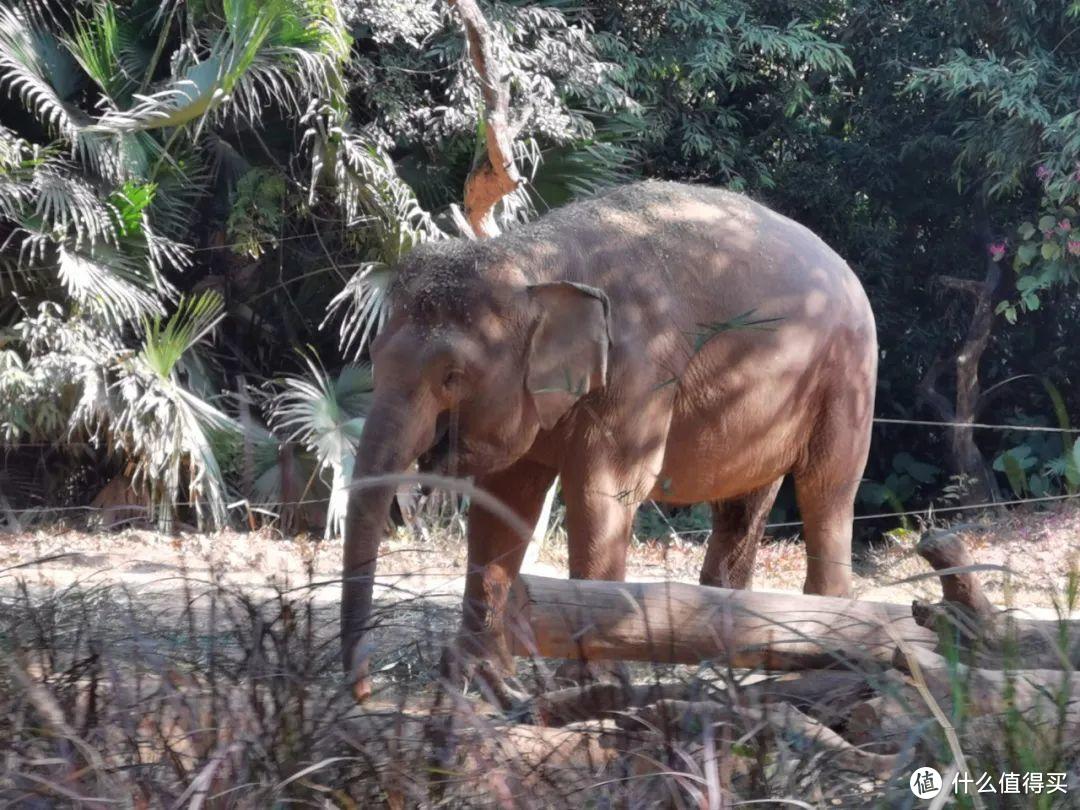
xmin=2 ymin=503 xmax=1077 ymax=682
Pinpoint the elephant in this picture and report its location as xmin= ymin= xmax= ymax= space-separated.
xmin=342 ymin=180 xmax=877 ymax=701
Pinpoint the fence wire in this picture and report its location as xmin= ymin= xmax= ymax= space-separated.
xmin=2 ymin=414 xmax=1079 ymax=528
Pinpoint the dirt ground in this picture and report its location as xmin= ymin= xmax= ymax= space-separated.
xmin=3 ymin=503 xmax=1077 ymax=665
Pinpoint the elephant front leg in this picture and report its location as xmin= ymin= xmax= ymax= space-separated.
xmin=441 ymin=458 xmax=556 ymax=704
xmin=554 ymin=467 xmax=644 ymax=686
xmin=700 ymin=478 xmax=783 ymax=589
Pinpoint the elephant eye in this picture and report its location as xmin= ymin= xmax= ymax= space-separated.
xmin=442 ymin=368 xmax=465 ymax=389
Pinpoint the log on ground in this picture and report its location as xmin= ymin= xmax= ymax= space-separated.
xmin=895 ymin=646 xmax=1080 ymax=732
xmin=914 ymin=529 xmax=1080 ymax=669
xmin=505 ymin=575 xmax=936 ymax=669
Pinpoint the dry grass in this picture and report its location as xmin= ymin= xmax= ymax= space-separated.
xmin=1 ymin=503 xmax=1078 ymax=806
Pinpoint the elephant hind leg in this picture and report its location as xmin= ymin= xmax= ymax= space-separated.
xmin=699 ymin=478 xmax=783 ymax=589
xmin=793 ymin=384 xmax=872 ymax=597
xmin=794 ymin=472 xmax=858 ymax=597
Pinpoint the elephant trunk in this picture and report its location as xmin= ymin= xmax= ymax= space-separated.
xmin=341 ymin=391 xmax=427 ymax=701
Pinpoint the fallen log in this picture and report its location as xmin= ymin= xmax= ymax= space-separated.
xmin=743 ymin=670 xmax=879 ymax=728
xmin=505 ymin=574 xmax=936 ymax=669
xmin=914 ymin=529 xmax=1080 ymax=669
xmin=895 ymin=646 xmax=1080 ymax=733
xmin=634 ymin=699 xmax=900 ymax=779
xmin=915 ymin=529 xmax=996 ymax=619
xmin=526 ymin=670 xmax=876 ymax=730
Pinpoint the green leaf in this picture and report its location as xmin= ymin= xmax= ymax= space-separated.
xmin=1002 ymin=453 xmax=1028 ymax=498
xmin=692 ymin=309 xmax=785 ymax=352
xmin=140 ymin=291 xmax=225 ymax=379
xmin=109 ymin=180 xmax=155 ymax=237
xmin=1016 ymin=243 xmax=1038 ymax=266
xmin=1022 ymin=292 xmax=1040 ymax=310
xmin=994 ymin=445 xmax=1034 ymax=472
xmin=1029 ymin=474 xmax=1048 ymax=496
xmin=892 ymin=451 xmax=940 ymax=483
xmin=1018 ymin=221 xmax=1036 ymax=239
xmin=1041 ymin=242 xmax=1061 ymax=261
xmin=1039 ymin=214 xmax=1057 ymax=233
xmin=858 ymin=481 xmax=889 ymax=506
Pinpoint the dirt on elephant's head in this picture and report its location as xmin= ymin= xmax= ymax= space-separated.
xmin=389 ymin=237 xmax=533 ymax=331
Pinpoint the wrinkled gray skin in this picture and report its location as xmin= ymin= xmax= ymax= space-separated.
xmin=343 ymin=180 xmax=877 ymax=701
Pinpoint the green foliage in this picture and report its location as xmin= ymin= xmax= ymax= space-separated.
xmin=265 ymin=354 xmax=371 ymax=538
xmin=1003 ymin=196 xmax=1080 ymax=322
xmin=859 ymin=452 xmax=943 ymax=526
xmin=2 ymin=0 xmax=1080 ymax=528
xmin=593 ymin=0 xmax=851 ymax=190
xmin=635 ymin=502 xmax=712 ymax=540
xmin=227 ymin=168 xmax=289 ymax=258
xmin=0 ymin=302 xmax=118 ymax=443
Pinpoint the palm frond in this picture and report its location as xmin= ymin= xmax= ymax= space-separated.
xmin=266 ymin=353 xmax=371 ymax=539
xmin=0 ymin=5 xmax=81 ymax=138
xmin=56 ymin=245 xmax=166 ymax=323
xmin=90 ymin=0 xmax=344 ymax=135
xmin=322 ymin=262 xmax=395 ymax=357
xmin=32 ymin=163 xmax=117 ymax=248
xmin=306 ymin=112 xmax=442 ymax=357
xmin=146 ymin=141 xmax=212 ymax=239
xmin=63 ymin=3 xmax=128 ymax=102
xmin=0 ymin=127 xmax=35 ymax=222
xmin=140 ymin=290 xmax=224 ymax=379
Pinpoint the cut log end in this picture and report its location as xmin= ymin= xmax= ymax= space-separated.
xmin=916 ymin=529 xmax=995 ymax=619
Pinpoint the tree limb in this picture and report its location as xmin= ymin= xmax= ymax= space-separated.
xmin=447 ymin=0 xmax=523 ymax=238
xmin=918 ymin=210 xmax=1004 ymax=503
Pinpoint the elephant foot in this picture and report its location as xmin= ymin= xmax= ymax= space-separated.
xmin=352 ymin=675 xmax=372 ymax=703
xmin=437 ymin=640 xmax=530 ymax=712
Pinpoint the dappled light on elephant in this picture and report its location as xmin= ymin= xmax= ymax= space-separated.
xmin=341 ymin=180 xmax=877 ymax=701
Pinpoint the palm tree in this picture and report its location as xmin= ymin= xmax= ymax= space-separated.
xmin=74 ymin=291 xmax=238 ymax=529
xmin=0 ymin=0 xmax=419 ymax=521
xmin=0 ymin=0 xmax=352 ymax=320
xmin=0 ymin=0 xmax=637 ymax=528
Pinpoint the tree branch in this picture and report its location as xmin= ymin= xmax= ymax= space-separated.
xmin=918 ymin=204 xmax=1004 ymax=503
xmin=936 ymin=276 xmax=985 ymax=296
xmin=916 ymin=356 xmax=956 ymax=422
xmin=447 ymin=0 xmax=523 ymax=238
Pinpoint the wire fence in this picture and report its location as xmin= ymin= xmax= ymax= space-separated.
xmin=2 ymin=410 xmax=1079 ymax=532
xmin=3 ymin=413 xmax=1077 ymax=452
xmin=872 ymin=416 xmax=1080 ymax=434
xmin=14 ymin=230 xmax=1077 ymax=517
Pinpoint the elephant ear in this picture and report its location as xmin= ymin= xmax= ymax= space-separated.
xmin=525 ymin=281 xmax=612 ymax=430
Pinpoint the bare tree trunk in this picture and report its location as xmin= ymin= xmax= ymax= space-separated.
xmin=913 ymin=529 xmax=1080 ymax=669
xmin=918 ymin=213 xmax=1003 ymax=505
xmin=447 ymin=0 xmax=523 ymax=238
xmin=447 ymin=0 xmax=554 ymax=568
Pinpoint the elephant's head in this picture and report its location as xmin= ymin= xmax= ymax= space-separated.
xmin=342 ymin=239 xmax=611 ymax=700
